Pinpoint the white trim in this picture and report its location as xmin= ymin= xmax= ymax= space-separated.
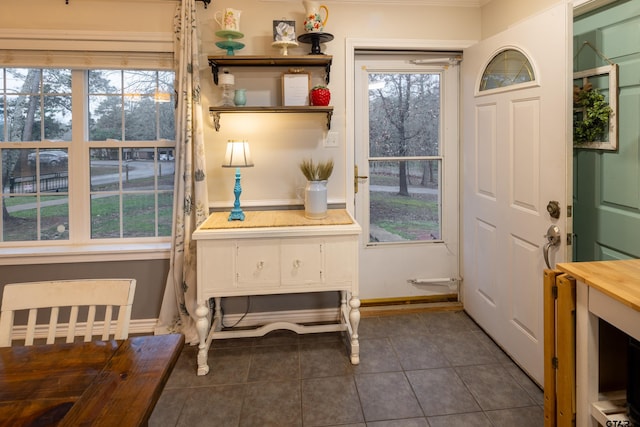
xmin=0 ymin=243 xmax=171 ymax=265
xmin=0 ymin=29 xmax=173 ymax=53
xmin=573 ymin=0 xmax=619 ymax=16
xmin=0 ymin=50 xmax=173 ymax=69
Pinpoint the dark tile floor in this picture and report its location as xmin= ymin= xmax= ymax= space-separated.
xmin=149 ymin=310 xmax=544 ymax=427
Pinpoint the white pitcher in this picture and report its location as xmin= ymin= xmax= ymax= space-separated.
xmin=302 ymin=0 xmax=329 ymax=32
xmin=214 ymin=8 xmax=242 ymax=32
xmin=304 ymin=180 xmax=328 ymax=219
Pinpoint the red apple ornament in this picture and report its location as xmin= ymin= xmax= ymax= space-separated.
xmin=310 ymin=85 xmax=330 ymax=106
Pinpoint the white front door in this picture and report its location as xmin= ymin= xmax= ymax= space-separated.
xmin=462 ymin=2 xmax=572 ymax=385
xmin=354 ymin=53 xmax=460 ymax=301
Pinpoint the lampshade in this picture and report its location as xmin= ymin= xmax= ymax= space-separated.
xmin=222 ymin=141 xmax=254 ymax=168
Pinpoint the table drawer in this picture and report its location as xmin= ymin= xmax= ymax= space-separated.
xmin=236 ymin=239 xmax=281 ymax=287
xmin=281 ymin=240 xmax=323 ymax=286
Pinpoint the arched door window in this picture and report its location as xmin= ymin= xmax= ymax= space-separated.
xmin=480 ymin=49 xmax=535 ymax=91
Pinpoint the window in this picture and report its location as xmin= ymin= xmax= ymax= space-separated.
xmin=480 ymin=48 xmax=534 ymax=91
xmin=0 ymin=68 xmax=175 ymax=245
xmin=366 ymin=71 xmax=443 ymax=243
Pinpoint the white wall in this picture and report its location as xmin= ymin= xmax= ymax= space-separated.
xmin=0 ymin=0 xmax=176 ymax=33
xmin=197 ymin=0 xmax=481 ymax=209
xmin=480 ymin=0 xmax=560 ymax=38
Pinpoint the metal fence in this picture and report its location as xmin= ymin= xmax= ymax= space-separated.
xmin=7 ymin=173 xmax=69 ymax=194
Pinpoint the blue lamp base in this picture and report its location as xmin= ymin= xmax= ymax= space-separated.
xmin=228 ymin=167 xmax=245 ymax=221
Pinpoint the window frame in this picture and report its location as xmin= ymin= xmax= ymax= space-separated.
xmin=475 ymin=47 xmax=539 ymax=96
xmin=0 ymin=56 xmax=175 ymax=265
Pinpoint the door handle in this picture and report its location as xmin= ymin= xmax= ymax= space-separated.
xmin=543 ymin=225 xmax=561 ymax=269
xmin=354 ymin=165 xmax=368 ymax=194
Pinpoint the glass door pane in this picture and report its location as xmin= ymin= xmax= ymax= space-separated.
xmin=367 ymin=72 xmax=442 ymax=244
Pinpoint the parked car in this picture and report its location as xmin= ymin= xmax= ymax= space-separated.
xmin=28 ymin=150 xmax=68 ymax=167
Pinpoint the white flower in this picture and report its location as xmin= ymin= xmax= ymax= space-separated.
xmin=276 ymin=22 xmax=295 ymax=41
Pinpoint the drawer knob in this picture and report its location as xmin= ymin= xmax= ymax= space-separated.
xmin=257 ymin=261 xmax=264 ymax=270
xmin=293 ymin=259 xmax=302 ymax=268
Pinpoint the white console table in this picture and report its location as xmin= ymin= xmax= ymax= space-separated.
xmin=192 ymin=209 xmax=362 ymax=376
xmin=557 ymin=260 xmax=640 ymax=427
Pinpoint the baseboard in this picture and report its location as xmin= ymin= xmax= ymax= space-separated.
xmin=360 ymin=301 xmax=463 ymax=317
xmin=10 ymin=318 xmax=159 ymax=341
xmin=361 ymin=294 xmax=459 ymax=307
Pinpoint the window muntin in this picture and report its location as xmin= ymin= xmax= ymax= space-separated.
xmin=480 ymin=49 xmax=535 ymax=91
xmin=0 ymin=67 xmax=175 ymax=244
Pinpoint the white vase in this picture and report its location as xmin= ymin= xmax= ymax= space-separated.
xmin=304 ymin=180 xmax=327 ymax=219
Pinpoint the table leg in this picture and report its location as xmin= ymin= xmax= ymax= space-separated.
xmin=349 ymin=294 xmax=360 ymax=365
xmin=213 ymin=297 xmax=223 ymax=332
xmin=576 ymin=280 xmax=599 ymax=427
xmin=195 ymin=302 xmax=210 ymax=376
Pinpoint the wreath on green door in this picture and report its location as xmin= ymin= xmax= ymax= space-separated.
xmin=573 ymin=81 xmax=612 ymax=143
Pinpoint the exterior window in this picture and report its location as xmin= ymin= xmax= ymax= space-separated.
xmin=0 ymin=68 xmax=175 ymax=244
xmin=480 ymin=49 xmax=535 ymax=91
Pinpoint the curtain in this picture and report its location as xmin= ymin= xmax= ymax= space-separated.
xmin=156 ymin=0 xmax=209 ymax=345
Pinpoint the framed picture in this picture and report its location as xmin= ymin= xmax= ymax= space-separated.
xmin=573 ymin=64 xmax=618 ymax=150
xmin=273 ymin=20 xmax=296 ymax=42
xmin=282 ymin=71 xmax=310 ymax=106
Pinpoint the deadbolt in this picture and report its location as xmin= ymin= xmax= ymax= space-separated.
xmin=546 ymin=201 xmax=560 ymax=219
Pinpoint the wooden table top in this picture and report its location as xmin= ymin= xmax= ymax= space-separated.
xmin=198 ymin=209 xmax=355 ymax=230
xmin=556 ymin=259 xmax=640 ymax=312
xmin=0 ymin=333 xmax=184 ymax=426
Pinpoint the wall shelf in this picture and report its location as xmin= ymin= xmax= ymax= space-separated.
xmin=207 ymin=55 xmax=332 ymax=85
xmin=209 ymin=106 xmax=333 ymax=131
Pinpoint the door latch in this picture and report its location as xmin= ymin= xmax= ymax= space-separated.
xmin=354 ymin=165 xmax=368 ymax=194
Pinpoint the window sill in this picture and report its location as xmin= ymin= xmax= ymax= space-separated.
xmin=0 ymin=242 xmax=171 ymax=266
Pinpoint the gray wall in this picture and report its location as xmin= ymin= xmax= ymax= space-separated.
xmin=0 ymin=259 xmax=169 ymax=319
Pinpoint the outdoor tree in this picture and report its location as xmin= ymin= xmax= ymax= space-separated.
xmin=368 ymin=72 xmax=440 ymax=196
xmin=2 ymin=68 xmax=41 ymax=220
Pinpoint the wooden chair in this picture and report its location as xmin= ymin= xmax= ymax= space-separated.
xmin=0 ymin=279 xmax=136 ymax=347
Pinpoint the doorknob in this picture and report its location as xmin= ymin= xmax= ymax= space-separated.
xmin=543 ymin=225 xmax=561 ymax=269
xmin=354 ymin=165 xmax=368 ymax=194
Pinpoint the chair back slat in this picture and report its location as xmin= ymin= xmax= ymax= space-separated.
xmin=26 ymin=309 xmax=37 ymax=345
xmin=0 ymin=279 xmax=136 ymax=347
xmin=85 ymin=305 xmax=97 ymax=342
xmin=0 ymin=311 xmax=14 ymax=346
xmin=101 ymin=305 xmax=113 ymax=341
xmin=114 ymin=304 xmax=133 ymax=340
xmin=47 ymin=307 xmax=60 ymax=344
xmin=67 ymin=305 xmax=80 ymax=344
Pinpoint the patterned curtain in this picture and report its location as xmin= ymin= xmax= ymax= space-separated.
xmin=156 ymin=0 xmax=209 ymax=345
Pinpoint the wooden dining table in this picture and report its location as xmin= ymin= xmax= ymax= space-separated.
xmin=0 ymin=333 xmax=184 ymax=426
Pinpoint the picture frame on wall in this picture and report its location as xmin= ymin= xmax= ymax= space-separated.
xmin=573 ymin=64 xmax=618 ymax=151
xmin=273 ymin=20 xmax=296 ymax=42
xmin=282 ymin=71 xmax=310 ymax=106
